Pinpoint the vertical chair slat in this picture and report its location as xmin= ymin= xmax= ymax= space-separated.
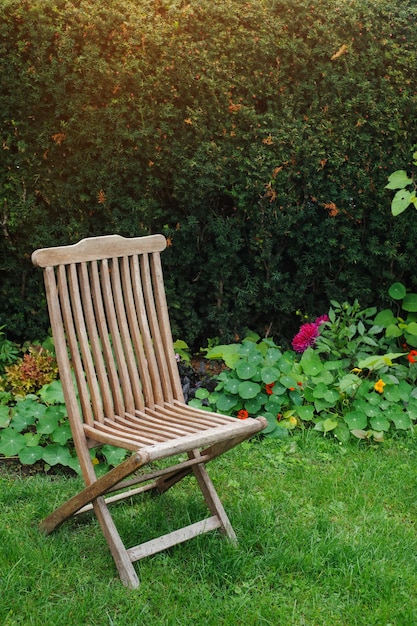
xmin=110 ymin=257 xmax=144 ymax=411
xmin=150 ymin=252 xmax=184 ymax=402
xmin=130 ymin=254 xmax=164 ymax=407
xmin=68 ymin=264 xmax=104 ymax=422
xmin=57 ymin=265 xmax=95 ymax=427
xmin=79 ymin=262 xmax=114 ymax=421
xmin=120 ymin=256 xmax=153 ymax=411
xmin=89 ymin=260 xmax=125 ymax=418
xmin=140 ymin=253 xmax=173 ymax=403
xmin=100 ymin=258 xmax=135 ymax=414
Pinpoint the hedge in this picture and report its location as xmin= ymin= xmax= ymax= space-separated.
xmin=1 ymin=0 xmax=417 ymax=347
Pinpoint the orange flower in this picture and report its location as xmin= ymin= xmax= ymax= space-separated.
xmin=97 ymin=189 xmax=106 ymax=204
xmin=265 ymin=383 xmax=275 ymax=395
xmin=407 ymin=350 xmax=417 ymax=364
xmin=374 ymin=379 xmax=386 ymax=394
xmin=237 ymin=409 xmax=249 ymax=420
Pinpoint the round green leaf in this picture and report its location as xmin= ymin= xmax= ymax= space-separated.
xmin=52 ymin=424 xmax=72 ymax=445
xmin=238 ymin=381 xmax=261 ymax=399
xmin=297 ymin=405 xmax=314 ymax=421
xmin=344 ymin=410 xmax=367 ymax=430
xmin=13 ymin=399 xmax=47 ymax=421
xmin=11 ymin=408 xmax=38 ymax=432
xmin=36 ymin=411 xmax=61 ymax=435
xmin=323 ymin=418 xmax=338 ymax=433
xmin=247 ymin=351 xmax=264 ymax=366
xmin=262 ymin=412 xmax=280 ymax=434
xmin=278 ymin=352 xmax=296 ymax=374
xmin=261 ymin=367 xmax=280 ymax=384
xmin=216 ymin=394 xmax=239 ymax=413
xmin=224 ymin=379 xmax=241 ymax=394
xmin=23 ymin=432 xmax=41 ymax=447
xmin=391 ymin=189 xmax=413 ymax=216
xmin=195 ymin=387 xmax=210 ymax=400
xmin=370 ymin=416 xmax=390 ymax=432
xmin=314 ymin=398 xmax=333 ymax=412
xmin=39 ymin=380 xmax=66 ymax=405
xmin=265 ymin=348 xmax=282 ymax=366
xmin=19 ymin=445 xmax=44 ymax=465
xmin=280 ymin=375 xmax=298 ymax=389
xmin=312 ymin=382 xmax=328 ymax=399
xmin=403 ymin=294 xmax=417 ymax=312
xmin=385 ymin=170 xmax=413 ymax=190
xmin=363 ymin=404 xmax=382 ymax=418
xmin=393 ymin=413 xmax=413 ymax=430
xmin=42 ymin=443 xmax=74 ymax=467
xmin=0 ymin=430 xmax=26 ymax=456
xmin=373 ymin=309 xmax=397 ymax=328
xmin=398 ymin=380 xmax=412 ymax=402
xmin=238 ymin=342 xmax=256 ymax=358
xmin=311 ymin=370 xmax=334 ymax=386
xmin=101 ymin=445 xmax=128 ymax=466
xmin=265 ymin=397 xmax=283 ymax=413
xmin=385 ymin=387 xmax=401 ymax=402
xmin=334 ymin=422 xmax=351 ymax=443
xmin=300 ymin=349 xmax=323 ymax=376
xmin=388 ymin=282 xmax=406 ymax=300
xmin=324 ymin=389 xmax=340 ymax=403
xmin=188 ymin=398 xmax=211 ymax=411
xmin=236 ymin=361 xmax=258 ymax=380
xmin=45 ymin=404 xmax=66 ymax=420
xmin=405 ymin=322 xmax=417 ymax=336
xmin=244 ymin=397 xmax=263 ymax=414
xmin=385 ymin=323 xmax=403 ymax=338
xmin=289 ymin=390 xmax=303 ymax=406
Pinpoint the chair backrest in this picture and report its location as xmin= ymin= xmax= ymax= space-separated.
xmin=32 ymin=235 xmax=184 ymax=437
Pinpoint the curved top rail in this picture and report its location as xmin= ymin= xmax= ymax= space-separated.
xmin=32 ymin=234 xmax=167 ymax=267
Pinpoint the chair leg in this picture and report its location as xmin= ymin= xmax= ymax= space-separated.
xmin=190 ymin=450 xmax=237 ymax=542
xmin=93 ymin=497 xmax=140 ymax=589
xmin=40 ymin=452 xmax=145 ymax=534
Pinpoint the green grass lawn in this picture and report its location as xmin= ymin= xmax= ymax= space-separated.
xmin=1 ymin=432 xmax=417 ymax=626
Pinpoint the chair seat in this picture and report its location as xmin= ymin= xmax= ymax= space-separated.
xmin=83 ymin=400 xmax=263 ymax=463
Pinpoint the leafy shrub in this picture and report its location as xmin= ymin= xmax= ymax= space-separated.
xmin=0 ymin=326 xmax=20 ymax=374
xmin=4 ymin=345 xmax=58 ymax=396
xmin=191 ymin=299 xmax=417 ymax=443
xmin=1 ymin=0 xmax=417 ymax=346
xmin=0 ymin=380 xmax=128 ymax=472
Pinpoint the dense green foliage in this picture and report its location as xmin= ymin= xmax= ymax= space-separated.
xmin=1 ymin=0 xmax=417 ymax=346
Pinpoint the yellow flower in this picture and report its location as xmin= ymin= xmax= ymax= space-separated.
xmin=374 ymin=379 xmax=386 ymax=394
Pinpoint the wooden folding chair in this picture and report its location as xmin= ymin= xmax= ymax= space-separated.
xmin=32 ymin=234 xmax=267 ymax=588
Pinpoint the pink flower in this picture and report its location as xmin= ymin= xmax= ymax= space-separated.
xmin=292 ymin=322 xmax=319 ymax=352
xmin=292 ymin=314 xmax=329 ymax=353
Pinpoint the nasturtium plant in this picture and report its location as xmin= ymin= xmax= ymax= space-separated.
xmin=0 ymin=379 xmax=128 ymax=472
xmin=191 ymin=298 xmax=417 ymax=443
